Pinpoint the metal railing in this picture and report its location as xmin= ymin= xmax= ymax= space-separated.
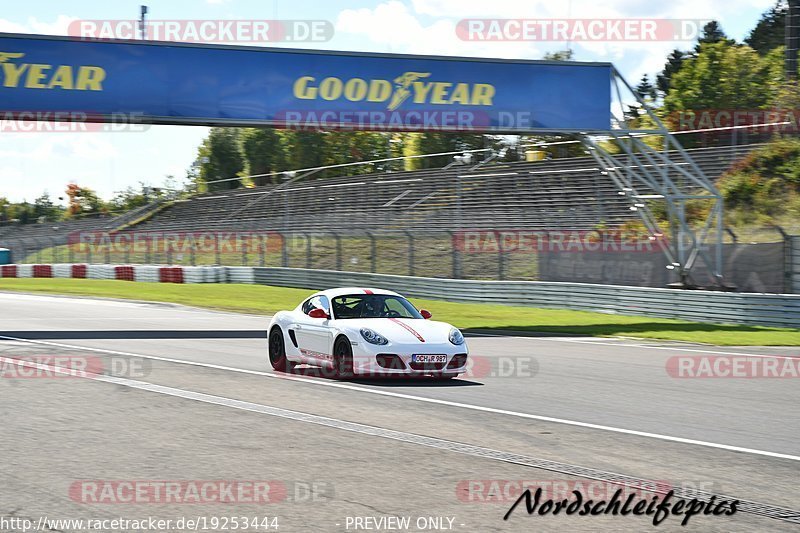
xmin=2 ymin=262 xmax=796 ymax=327
xmin=1 ymin=227 xmax=797 ymax=293
xmin=793 ymin=236 xmax=800 ymax=294
xmin=246 ymin=267 xmax=797 ymax=328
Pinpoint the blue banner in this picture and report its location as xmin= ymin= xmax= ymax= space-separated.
xmin=0 ymin=34 xmax=612 ymax=132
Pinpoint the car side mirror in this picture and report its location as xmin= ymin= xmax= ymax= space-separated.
xmin=308 ymin=308 xmax=328 ymax=319
xmin=420 ymin=309 xmax=432 ymax=319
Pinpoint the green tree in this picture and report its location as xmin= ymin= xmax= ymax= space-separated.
xmin=17 ymin=202 xmax=32 ymax=224
xmin=696 ymin=20 xmax=734 ymax=50
xmin=320 ymin=131 xmax=394 ymax=174
xmin=635 ymin=74 xmax=657 ymax=101
xmin=199 ymin=128 xmax=245 ymax=191
xmin=657 ymin=49 xmax=686 ymax=95
xmin=281 ymin=130 xmax=326 ymax=172
xmin=110 ymin=183 xmax=154 ymax=212
xmin=32 ymin=192 xmax=62 ymax=221
xmin=0 ymin=197 xmax=10 ymax=223
xmin=240 ymin=128 xmax=287 ymax=185
xmin=746 ymin=0 xmax=788 ymax=55
xmin=402 ymin=133 xmax=424 ymax=170
xmin=664 ymin=41 xmax=783 ymax=115
xmin=413 ymin=133 xmax=486 ymax=168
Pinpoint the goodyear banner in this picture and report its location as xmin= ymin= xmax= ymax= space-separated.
xmin=0 ymin=33 xmax=612 ymax=133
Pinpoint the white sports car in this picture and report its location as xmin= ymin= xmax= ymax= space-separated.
xmin=267 ymin=287 xmax=469 ymax=379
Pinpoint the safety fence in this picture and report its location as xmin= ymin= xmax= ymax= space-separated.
xmin=1 ymin=263 xmax=798 ymax=328
xmin=793 ymin=236 xmax=800 ymax=294
xmin=1 ymin=227 xmax=797 ymax=293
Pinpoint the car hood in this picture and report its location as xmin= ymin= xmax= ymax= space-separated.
xmin=337 ymin=318 xmax=456 ymax=345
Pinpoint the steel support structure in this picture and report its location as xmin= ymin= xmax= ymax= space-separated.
xmin=577 ymin=67 xmax=725 ymax=287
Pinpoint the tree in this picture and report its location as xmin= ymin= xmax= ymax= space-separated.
xmin=240 ymin=128 xmax=287 ymax=185
xmin=696 ymin=21 xmax=734 ymax=50
xmin=32 ymin=192 xmax=62 ymax=221
xmin=17 ymin=202 xmax=32 ymax=224
xmin=281 ymin=130 xmax=326 ymax=172
xmin=657 ymin=50 xmax=686 ymax=95
xmin=402 ymin=133 xmax=424 ymax=171
xmin=411 ymin=132 xmax=486 ymax=168
xmin=635 ymin=74 xmax=657 ymax=101
xmin=746 ymin=0 xmax=788 ymax=55
xmin=664 ymin=41 xmax=783 ymax=115
xmin=314 ymin=131 xmax=386 ymax=174
xmin=198 ymin=128 xmax=245 ymax=191
xmin=0 ymin=197 xmax=10 ymax=223
xmin=110 ymin=183 xmax=155 ymax=213
xmin=65 ymin=183 xmax=106 ymax=217
xmin=622 ymin=75 xmax=659 ymax=125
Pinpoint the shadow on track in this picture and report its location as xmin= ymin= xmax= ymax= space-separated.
xmin=282 ymin=365 xmax=483 ymax=387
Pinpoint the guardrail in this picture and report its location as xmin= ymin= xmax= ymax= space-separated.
xmin=252 ymin=267 xmax=800 ymax=328
xmin=793 ymin=236 xmax=800 ymax=294
xmin=1 ymin=263 xmax=798 ymax=328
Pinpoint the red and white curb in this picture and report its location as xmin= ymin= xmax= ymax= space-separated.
xmin=0 ymin=264 xmax=241 ymax=284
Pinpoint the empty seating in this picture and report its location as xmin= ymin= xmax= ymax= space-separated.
xmin=124 ymin=144 xmax=759 ymax=234
xmin=0 ymin=144 xmax=760 ymax=257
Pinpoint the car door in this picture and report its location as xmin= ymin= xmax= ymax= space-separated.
xmin=294 ymin=295 xmax=333 ymax=363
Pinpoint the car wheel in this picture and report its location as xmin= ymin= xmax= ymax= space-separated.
xmin=333 ymin=337 xmax=354 ymax=379
xmin=268 ymin=327 xmax=294 ymax=372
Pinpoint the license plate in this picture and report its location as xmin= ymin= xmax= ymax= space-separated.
xmin=412 ymin=354 xmax=447 ymax=363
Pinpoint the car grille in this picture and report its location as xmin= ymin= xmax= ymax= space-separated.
xmin=409 ymin=361 xmax=447 ymax=371
xmin=446 ymin=354 xmax=468 ymax=369
xmin=376 ymin=354 xmax=406 ymax=369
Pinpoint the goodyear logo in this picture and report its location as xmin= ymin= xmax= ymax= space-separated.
xmin=0 ymin=52 xmax=106 ymax=91
xmin=293 ymin=72 xmax=495 ymax=110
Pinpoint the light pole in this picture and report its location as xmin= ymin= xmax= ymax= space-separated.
xmin=139 ymin=6 xmax=148 ymax=40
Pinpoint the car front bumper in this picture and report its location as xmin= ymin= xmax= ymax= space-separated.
xmin=350 ymin=341 xmax=469 ymax=377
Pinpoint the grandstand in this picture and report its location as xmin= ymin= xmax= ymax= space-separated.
xmin=0 ymin=216 xmax=113 ymax=244
xmin=126 ymin=144 xmax=758 ymax=233
xmin=0 ymin=143 xmax=758 ymax=262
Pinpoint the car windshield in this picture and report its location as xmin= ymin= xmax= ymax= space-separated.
xmin=331 ymin=294 xmax=423 ymax=319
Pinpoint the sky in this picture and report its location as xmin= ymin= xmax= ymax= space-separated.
xmin=0 ymin=0 xmax=776 ymax=204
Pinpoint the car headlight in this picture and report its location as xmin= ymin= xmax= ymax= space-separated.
xmin=360 ymin=328 xmax=388 ymax=345
xmin=449 ymin=328 xmax=465 ymax=345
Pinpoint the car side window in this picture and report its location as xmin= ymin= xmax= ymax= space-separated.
xmin=302 ymin=295 xmax=329 ymax=315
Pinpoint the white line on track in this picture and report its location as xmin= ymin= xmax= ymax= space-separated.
xmin=470 ymin=332 xmax=800 ymax=360
xmin=5 ymin=353 xmax=800 ymax=525
xmin=2 ymin=292 xmax=796 ymax=358
xmin=2 ymin=334 xmax=798 ymax=462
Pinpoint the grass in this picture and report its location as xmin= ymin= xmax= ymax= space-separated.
xmin=0 ymin=278 xmax=798 ymax=345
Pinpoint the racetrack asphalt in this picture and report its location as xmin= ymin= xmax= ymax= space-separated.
xmin=0 ymin=291 xmax=798 ymax=532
